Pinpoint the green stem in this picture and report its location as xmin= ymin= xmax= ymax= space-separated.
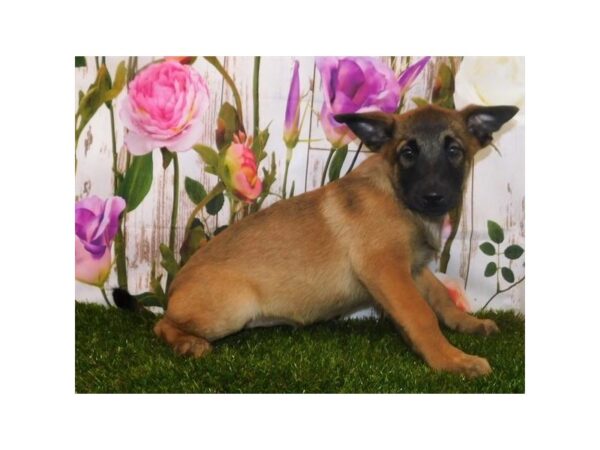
xmin=166 ymin=153 xmax=180 ymax=290
xmin=253 ymin=56 xmax=260 ymax=138
xmin=282 ymin=157 xmax=291 ymax=199
xmin=108 ymin=104 xmax=119 ymax=192
xmin=114 ymin=222 xmax=128 ymax=290
xmin=99 ymin=287 xmax=111 ymax=307
xmin=346 ymin=142 xmax=364 ymax=175
xmin=480 ymin=276 xmax=526 ymax=311
xmin=463 ymin=163 xmax=475 ymax=289
xmin=320 ymin=147 xmax=336 ymax=186
xmin=496 ymin=243 xmax=501 ymax=291
xmin=183 ymin=182 xmax=226 ymax=240
xmin=204 ymin=56 xmax=244 ymax=127
xmin=438 ymin=197 xmax=463 ymax=273
xmin=229 ymin=198 xmax=239 ymax=225
xmin=108 ymin=101 xmax=128 ymax=290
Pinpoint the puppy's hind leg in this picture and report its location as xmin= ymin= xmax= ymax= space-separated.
xmin=156 ymin=272 xmax=262 ymax=357
xmin=154 ymin=317 xmax=212 ymax=358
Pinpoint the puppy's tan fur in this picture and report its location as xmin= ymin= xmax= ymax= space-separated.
xmin=155 ymin=105 xmax=509 ymax=377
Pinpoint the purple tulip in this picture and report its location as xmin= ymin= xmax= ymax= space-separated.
xmin=398 ymin=56 xmax=431 ymax=97
xmin=283 ymin=60 xmax=301 ymax=150
xmin=75 ymin=195 xmax=126 ymax=286
xmin=316 ymin=57 xmax=400 ymax=149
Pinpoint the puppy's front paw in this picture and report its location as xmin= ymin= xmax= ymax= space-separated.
xmin=432 ymin=352 xmax=492 ymax=378
xmin=452 ymin=353 xmax=492 ymax=378
xmin=476 ymin=319 xmax=500 ymax=336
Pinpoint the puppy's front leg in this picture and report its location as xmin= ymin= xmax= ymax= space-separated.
xmin=415 ymin=268 xmax=500 ymax=336
xmin=356 ymin=251 xmax=491 ymax=377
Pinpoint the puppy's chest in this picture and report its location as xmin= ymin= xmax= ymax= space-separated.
xmin=410 ymin=216 xmax=443 ymax=275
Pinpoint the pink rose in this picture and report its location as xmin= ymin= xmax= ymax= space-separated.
xmin=120 ymin=60 xmax=210 ymax=155
xmin=433 ymin=272 xmax=471 ymax=313
xmin=75 ymin=195 xmax=126 ymax=286
xmin=222 ymin=132 xmax=262 ymax=203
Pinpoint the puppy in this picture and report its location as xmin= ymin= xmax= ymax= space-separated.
xmin=152 ymin=104 xmax=518 ymax=377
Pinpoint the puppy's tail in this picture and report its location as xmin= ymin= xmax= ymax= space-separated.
xmin=113 ymin=288 xmax=140 ymax=312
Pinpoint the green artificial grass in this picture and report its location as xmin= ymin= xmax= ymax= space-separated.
xmin=75 ymin=302 xmax=524 ymax=393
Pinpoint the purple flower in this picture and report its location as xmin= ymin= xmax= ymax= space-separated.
xmin=398 ymin=56 xmax=431 ymax=98
xmin=316 ymin=57 xmax=400 ymax=148
xmin=75 ymin=195 xmax=126 ymax=286
xmin=283 ymin=60 xmax=301 ymax=149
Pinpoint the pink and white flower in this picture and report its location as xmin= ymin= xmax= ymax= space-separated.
xmin=120 ymin=60 xmax=210 ymax=155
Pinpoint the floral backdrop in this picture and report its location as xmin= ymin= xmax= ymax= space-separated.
xmin=75 ymin=56 xmax=525 ymax=314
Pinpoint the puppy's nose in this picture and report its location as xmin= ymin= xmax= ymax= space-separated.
xmin=422 ymin=192 xmax=444 ymax=206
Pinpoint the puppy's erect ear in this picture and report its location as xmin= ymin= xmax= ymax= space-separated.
xmin=334 ymin=112 xmax=395 ymax=151
xmin=461 ymin=105 xmax=519 ymax=147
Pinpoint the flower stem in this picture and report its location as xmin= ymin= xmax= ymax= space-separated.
xmin=345 ymin=142 xmax=364 ymax=175
xmin=438 ymin=197 xmax=463 ymax=273
xmin=114 ymin=221 xmax=128 ymax=290
xmin=108 ymin=101 xmax=128 ymax=290
xmin=183 ymin=182 xmax=226 ymax=240
xmin=463 ymin=163 xmax=476 ymax=289
xmin=204 ymin=57 xmax=244 ymax=127
xmin=166 ymin=153 xmax=180 ymax=290
xmin=320 ymin=147 xmax=336 ymax=186
xmin=229 ymin=198 xmax=239 ymax=225
xmin=253 ymin=56 xmax=260 ymax=139
xmin=108 ymin=104 xmax=119 ymax=192
xmin=480 ymin=276 xmax=526 ymax=311
xmin=99 ymin=287 xmax=111 ymax=307
xmin=496 ymin=243 xmax=501 ymax=291
xmin=281 ymin=159 xmax=290 ymax=199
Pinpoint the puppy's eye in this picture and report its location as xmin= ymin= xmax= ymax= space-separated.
xmin=399 ymin=147 xmax=418 ymax=166
xmin=446 ymin=144 xmax=464 ymax=162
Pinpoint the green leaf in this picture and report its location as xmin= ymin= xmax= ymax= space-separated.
xmin=118 ymin=153 xmax=153 ymax=212
xmin=159 ymin=244 xmax=180 ymax=278
xmin=328 ymin=146 xmax=348 ymax=182
xmin=75 ymin=61 xmax=127 ymax=144
xmin=215 ymin=102 xmax=242 ymax=151
xmin=504 ymin=244 xmax=524 ymax=260
xmin=75 ymin=56 xmax=87 ymax=68
xmin=412 ymin=97 xmax=429 ymax=108
xmin=75 ymin=65 xmax=110 ymax=139
xmin=432 ymin=63 xmax=455 ymax=109
xmin=179 ymin=220 xmax=207 ymax=265
xmin=102 ymin=61 xmax=127 ymax=102
xmin=149 ymin=268 xmax=166 ymax=308
xmin=184 ymin=177 xmax=207 ymax=204
xmin=501 ymin=267 xmax=515 ymax=283
xmin=484 ymin=262 xmax=498 ymax=277
xmin=252 ymin=127 xmax=270 ymax=161
xmin=134 ymin=292 xmax=163 ymax=308
xmin=193 ymin=144 xmax=219 ymax=168
xmin=254 ymin=153 xmax=277 ymax=211
xmin=206 ymin=192 xmax=225 ymax=215
xmin=479 ymin=242 xmax=496 ymax=256
xmin=487 ymin=220 xmax=505 ymax=244
xmin=262 ymin=153 xmax=277 ymax=192
xmin=160 ymin=147 xmax=174 ymax=169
